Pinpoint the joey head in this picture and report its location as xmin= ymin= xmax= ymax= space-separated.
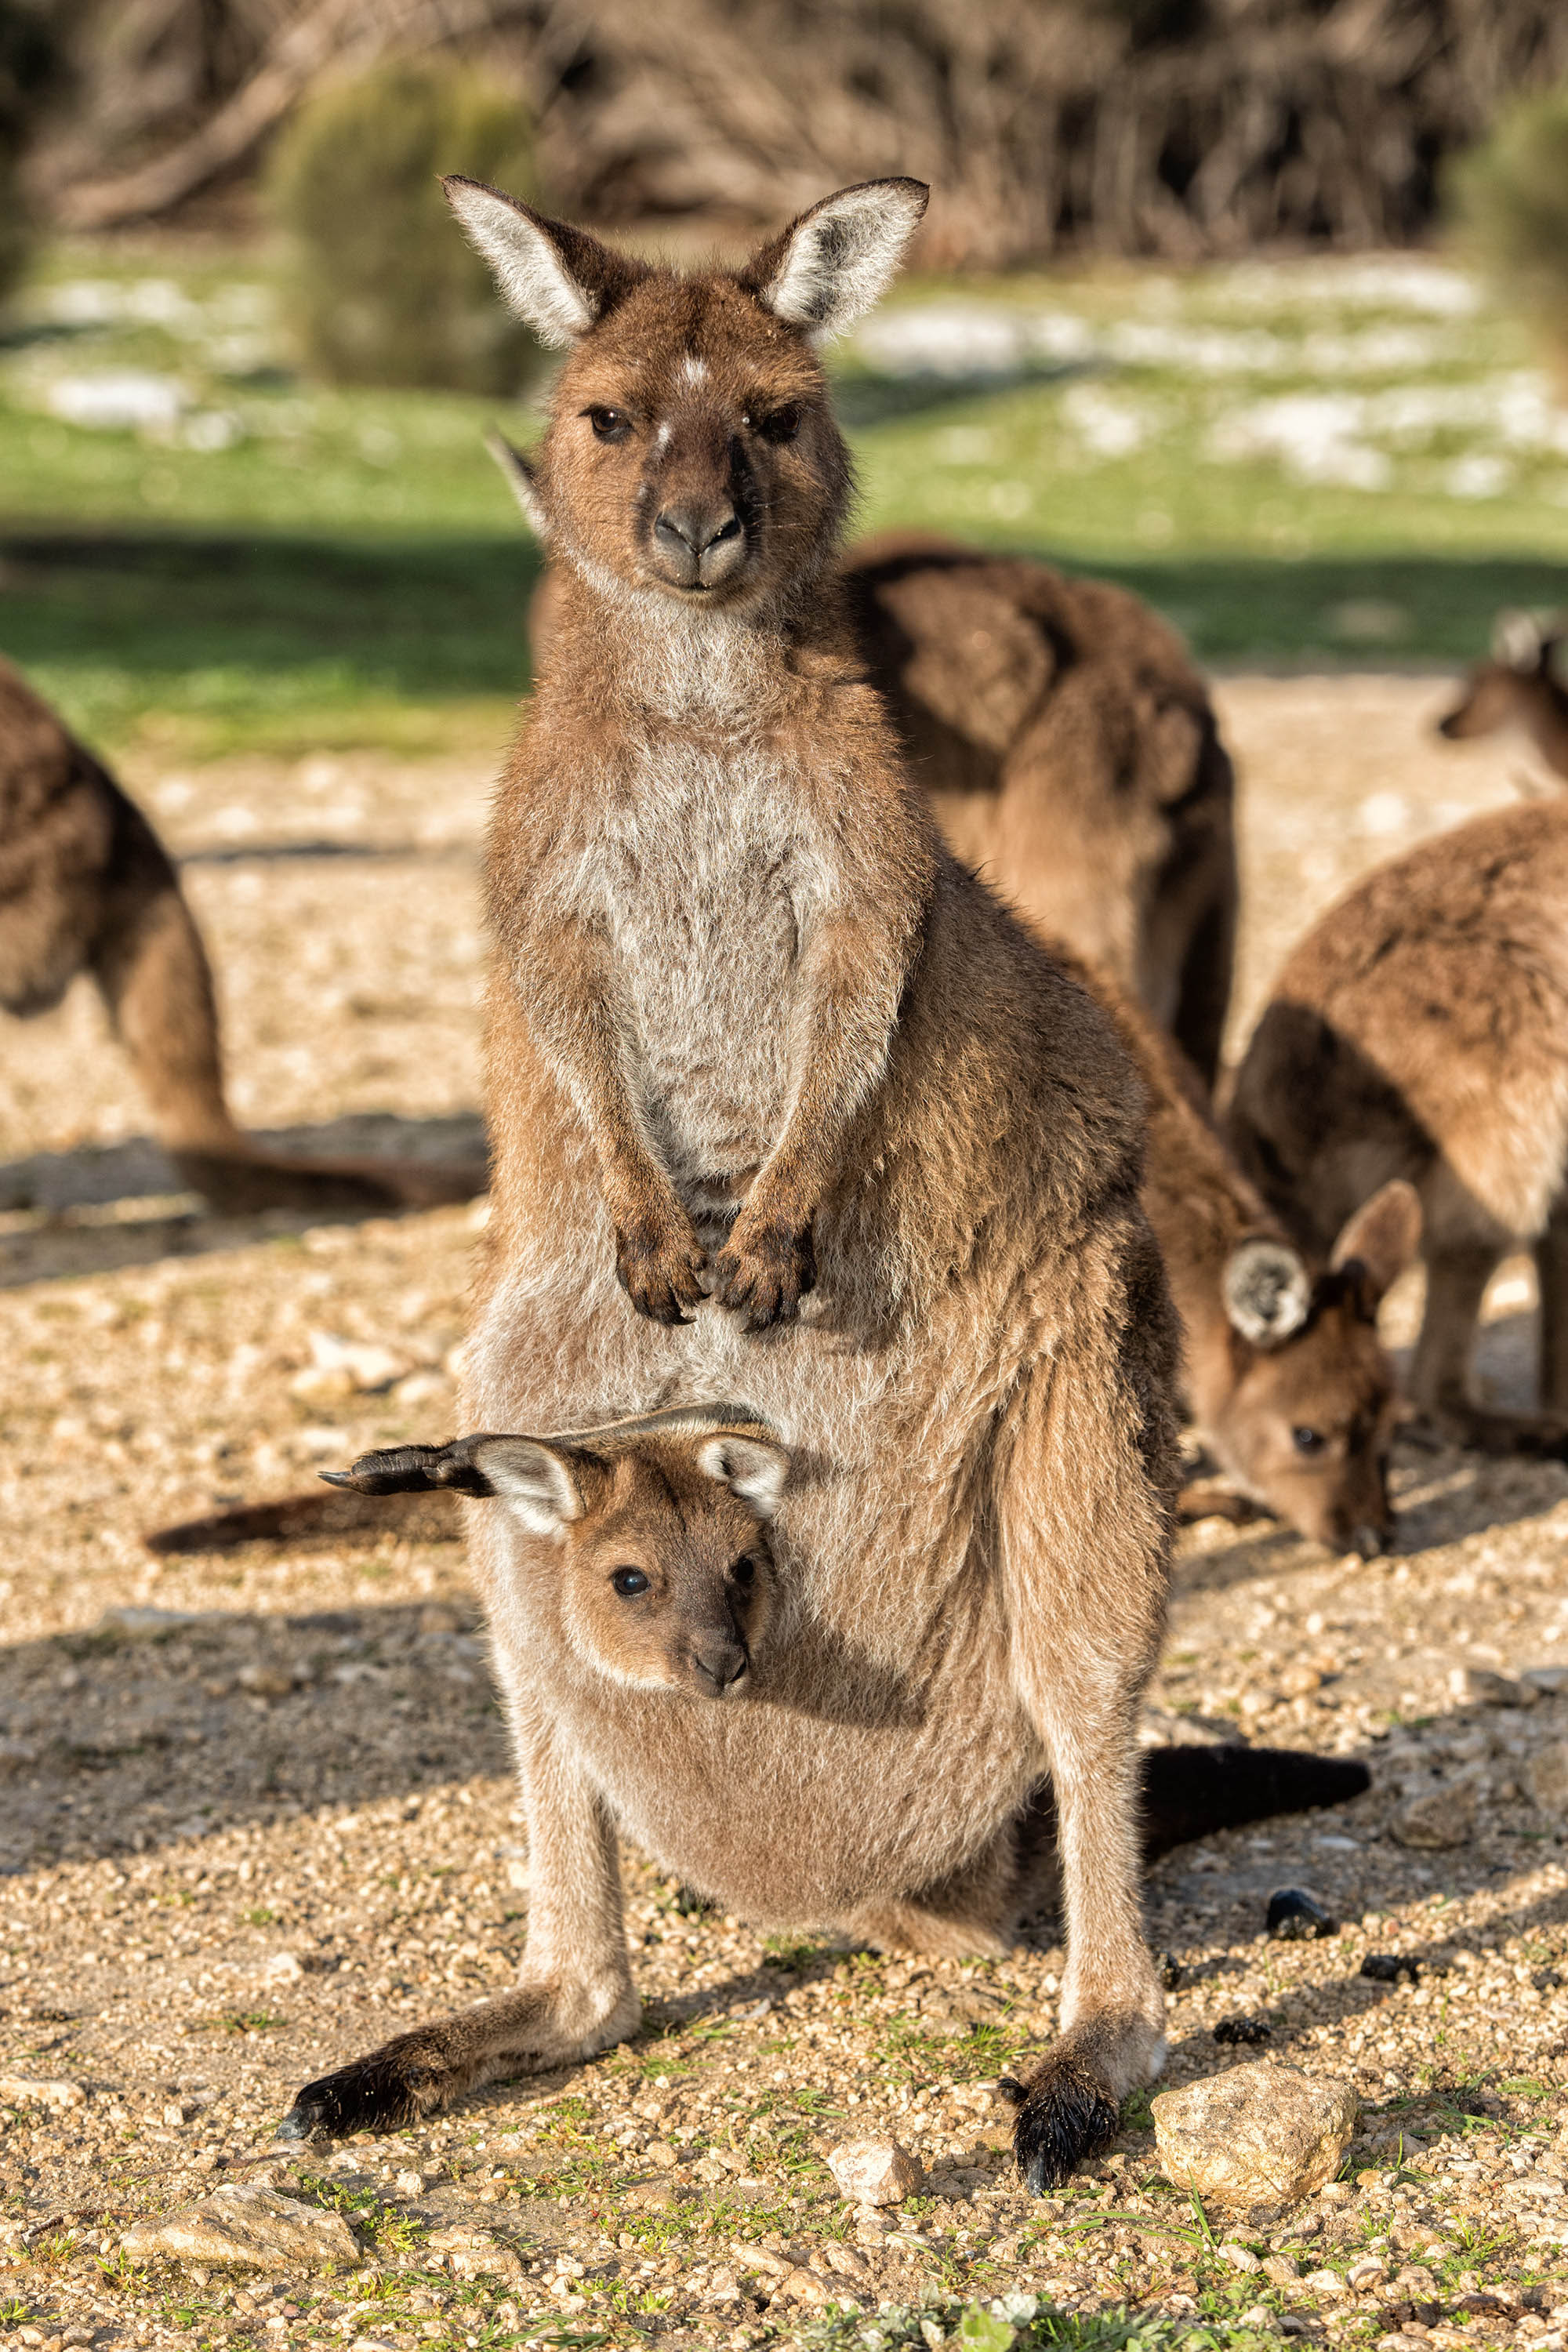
xmin=324 ymin=1408 xmax=788 ymax=1700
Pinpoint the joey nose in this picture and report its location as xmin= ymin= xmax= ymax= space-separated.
xmin=690 ymin=1639 xmax=749 ymax=1695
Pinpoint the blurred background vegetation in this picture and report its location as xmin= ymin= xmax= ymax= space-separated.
xmin=2 ymin=0 xmax=1568 ymax=760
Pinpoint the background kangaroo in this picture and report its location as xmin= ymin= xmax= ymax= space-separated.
xmin=278 ymin=172 xmax=1190 ymax=2194
xmin=1438 ymin=612 xmax=1568 ymax=780
xmin=1229 ymin=798 xmax=1568 ymax=1457
xmin=514 ymin=509 xmax=1238 ymax=1094
xmin=0 ymin=656 xmax=486 ymax=1215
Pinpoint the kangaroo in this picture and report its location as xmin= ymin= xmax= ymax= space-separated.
xmin=1437 ymin=612 xmax=1568 ymax=780
xmin=1101 ymin=981 xmax=1420 ymax=1552
xmin=289 ymin=1404 xmax=1369 ymax=2131
xmin=0 ymin=656 xmax=486 ymax=1216
xmin=508 ymin=500 xmax=1239 ymax=1094
xmin=272 ymin=172 xmax=1190 ymax=2192
xmin=1229 ymin=797 xmax=1568 ymax=1457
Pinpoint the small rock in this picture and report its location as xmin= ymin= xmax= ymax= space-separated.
xmin=1526 ymin=1668 xmax=1568 ymax=1697
xmin=1240 ymin=2307 xmax=1274 ymax=2330
xmin=120 ymin=2184 xmax=358 ymax=2271
xmin=1215 ymin=2016 xmax=1272 ymax=2045
xmin=1348 ymin=2258 xmax=1388 ymax=2292
xmin=625 ymin=2179 xmax=679 ymax=2210
xmin=423 ymin=2225 xmax=521 ymax=2280
xmin=1305 ymin=2268 xmax=1349 ymax=2294
xmin=777 ymin=2267 xmax=833 ymax=2305
xmin=1527 ymin=1744 xmax=1568 ymax=1817
xmin=238 ymin=1664 xmax=295 ymax=1700
xmin=645 ymin=2140 xmax=679 ymax=2170
xmin=263 ymin=1951 xmax=307 ymax=1983
xmin=1151 ymin=2062 xmax=1358 ymax=2209
xmin=392 ymin=2169 xmax=426 ymax=2198
xmin=1264 ymin=2253 xmax=1301 ymax=2285
xmin=826 ymin=2136 xmax=923 ymax=2207
xmin=744 ymin=2246 xmax=798 ymax=2279
xmin=1392 ymin=1784 xmax=1475 ymax=1849
xmin=1360 ymin=1954 xmax=1419 ymax=1985
xmin=1451 ymin=1666 xmax=1534 ymax=1708
xmin=1267 ymin=1889 xmax=1337 ymax=1941
xmin=0 ymin=2075 xmax=85 ymax=2110
xmin=1220 ymin=2242 xmax=1262 ymax=2271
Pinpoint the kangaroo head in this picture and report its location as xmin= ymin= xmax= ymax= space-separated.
xmin=1439 ymin=610 xmax=1566 ymax=741
xmin=328 ymin=1409 xmax=790 ymax=1697
xmin=1210 ymin=1180 xmax=1421 ymax=1554
xmin=446 ymin=176 xmax=927 ymax=617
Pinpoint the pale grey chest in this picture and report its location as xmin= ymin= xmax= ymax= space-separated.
xmin=590 ymin=745 xmax=811 ymax=1196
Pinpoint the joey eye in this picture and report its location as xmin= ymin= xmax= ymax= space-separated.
xmin=586 ymin=405 xmax=631 ymax=444
xmin=746 ymin=404 xmax=800 ymax=445
xmin=1292 ymin=1426 xmax=1326 ymax=1457
xmin=730 ymin=1555 xmax=757 ymax=1588
xmin=610 ymin=1566 xmax=650 ymax=1598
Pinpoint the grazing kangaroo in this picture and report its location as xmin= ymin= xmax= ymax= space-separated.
xmin=1103 ymin=982 xmax=1420 ymax=1552
xmin=289 ymin=1405 xmax=1368 ymax=2134
xmin=276 ymin=172 xmax=1189 ymax=2191
xmin=1229 ymin=797 xmax=1568 ymax=1457
xmin=0 ymin=656 xmax=485 ymax=1215
xmin=508 ymin=502 xmax=1238 ymax=1093
xmin=1437 ymin=612 xmax=1568 ymax=780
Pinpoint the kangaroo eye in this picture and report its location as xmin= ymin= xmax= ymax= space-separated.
xmin=611 ymin=1566 xmax=650 ymax=1598
xmin=746 ymin=404 xmax=800 ymax=445
xmin=1292 ymin=1426 xmax=1326 ymax=1457
xmin=586 ymin=405 xmax=631 ymax=444
xmin=730 ymin=1555 xmax=757 ymax=1588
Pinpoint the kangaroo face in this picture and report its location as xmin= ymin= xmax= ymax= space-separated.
xmin=1216 ymin=1290 xmax=1403 ymax=1555
xmin=558 ymin=1454 xmax=778 ymax=1696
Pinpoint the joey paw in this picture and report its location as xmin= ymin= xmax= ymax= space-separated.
xmin=1010 ymin=2051 xmax=1120 ymax=2194
xmin=713 ymin=1218 xmax=815 ymax=1330
xmin=614 ymin=1214 xmax=708 ymax=1326
xmin=278 ymin=2033 xmax=450 ymax=2140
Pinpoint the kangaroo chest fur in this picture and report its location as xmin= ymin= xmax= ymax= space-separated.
xmin=582 ymin=733 xmax=814 ymax=1210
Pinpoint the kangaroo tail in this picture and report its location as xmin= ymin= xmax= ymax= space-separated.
xmin=1139 ymin=1743 xmax=1370 ymax=1864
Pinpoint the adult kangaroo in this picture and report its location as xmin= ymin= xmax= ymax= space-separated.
xmin=0 ymin=657 xmax=485 ymax=1215
xmin=281 ymin=176 xmax=1206 ymax=2191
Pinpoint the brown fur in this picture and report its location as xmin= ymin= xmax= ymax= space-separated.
xmin=0 ymin=656 xmax=485 ymax=1217
xmin=1438 ymin=615 xmax=1568 ymax=780
xmin=521 ymin=526 xmax=1239 ymax=1092
xmin=1229 ymin=797 xmax=1568 ymax=1455
xmin=1094 ymin=978 xmax=1418 ymax=1552
xmin=282 ymin=176 xmax=1184 ymax=2190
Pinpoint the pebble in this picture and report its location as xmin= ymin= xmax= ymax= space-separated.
xmin=120 ymin=2184 xmax=359 ymax=2272
xmin=1527 ymin=1742 xmax=1568 ymax=1816
xmin=1266 ymin=1887 xmax=1338 ymax=1940
xmin=826 ymin=2136 xmax=923 ymax=2206
xmin=1392 ymin=1782 xmax=1475 ymax=1849
xmin=1450 ymin=1665 xmax=1535 ymax=1708
xmin=1151 ymin=2062 xmax=1358 ymax=2209
xmin=0 ymin=2075 xmax=85 ymax=2109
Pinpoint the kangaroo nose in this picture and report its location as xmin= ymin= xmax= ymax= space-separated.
xmin=689 ymin=1638 xmax=749 ymax=1695
xmin=652 ymin=502 xmax=742 ymax=586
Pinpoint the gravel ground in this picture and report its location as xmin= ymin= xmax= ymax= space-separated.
xmin=1 ymin=678 xmax=1566 ymax=2352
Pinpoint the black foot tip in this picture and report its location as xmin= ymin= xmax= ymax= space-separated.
xmin=273 ymin=2103 xmax=318 ymax=2142
xmin=1013 ymin=2059 xmax=1120 ymax=2194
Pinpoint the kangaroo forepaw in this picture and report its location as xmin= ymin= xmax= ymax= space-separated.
xmin=1008 ymin=2049 xmax=1120 ymax=2194
xmin=278 ymin=2032 xmax=452 ymax=2140
xmin=614 ymin=1216 xmax=708 ymax=1327
xmin=713 ymin=1219 xmax=815 ymax=1330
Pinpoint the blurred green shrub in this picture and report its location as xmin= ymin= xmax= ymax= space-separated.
xmin=1451 ymin=83 xmax=1568 ymax=372
xmin=268 ymin=60 xmax=542 ymax=395
xmin=0 ymin=1 xmax=60 ymax=305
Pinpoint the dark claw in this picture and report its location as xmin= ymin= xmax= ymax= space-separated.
xmin=714 ymin=1223 xmax=815 ymax=1330
xmin=1012 ymin=2055 xmax=1120 ymax=2194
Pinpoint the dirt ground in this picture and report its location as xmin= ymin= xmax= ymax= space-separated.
xmin=2 ymin=677 xmax=1568 ymax=2352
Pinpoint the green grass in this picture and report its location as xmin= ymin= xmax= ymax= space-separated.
xmin=3 ymin=240 xmax=1568 ymax=758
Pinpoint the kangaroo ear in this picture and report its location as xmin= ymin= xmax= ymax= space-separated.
xmin=443 ymin=177 xmax=650 ymax=346
xmin=697 ymin=1432 xmax=792 ymax=1520
xmin=1492 ymin=608 xmax=1544 ymax=672
xmin=468 ymin=1437 xmax=602 ymax=1534
xmin=1222 ymin=1236 xmax=1313 ymax=1347
xmin=739 ymin=178 xmax=928 ymax=339
xmin=1330 ymin=1178 xmax=1422 ymax=1312
xmin=485 ymin=429 xmax=549 ymax=538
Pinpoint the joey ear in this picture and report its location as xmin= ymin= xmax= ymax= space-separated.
xmin=1330 ymin=1178 xmax=1422 ymax=1312
xmin=1492 ymin=608 xmax=1544 ymax=672
xmin=739 ymin=178 xmax=928 ymax=338
xmin=1222 ymin=1236 xmax=1312 ymax=1347
xmin=468 ymin=1436 xmax=601 ymax=1534
xmin=442 ymin=176 xmax=650 ymax=346
xmin=697 ymin=1432 xmax=792 ymax=1520
xmin=485 ymin=429 xmax=550 ymax=538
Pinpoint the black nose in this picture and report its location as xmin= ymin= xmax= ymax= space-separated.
xmin=652 ymin=503 xmax=742 ymax=586
xmin=689 ymin=1639 xmax=749 ymax=1694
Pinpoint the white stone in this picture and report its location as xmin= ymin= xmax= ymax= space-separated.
xmin=0 ymin=2075 xmax=85 ymax=2110
xmin=1392 ymin=1783 xmax=1475 ymax=1849
xmin=1152 ymin=2063 xmax=1358 ymax=2208
xmin=120 ymin=2184 xmax=358 ymax=2271
xmin=826 ymin=2136 xmax=924 ymax=2207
